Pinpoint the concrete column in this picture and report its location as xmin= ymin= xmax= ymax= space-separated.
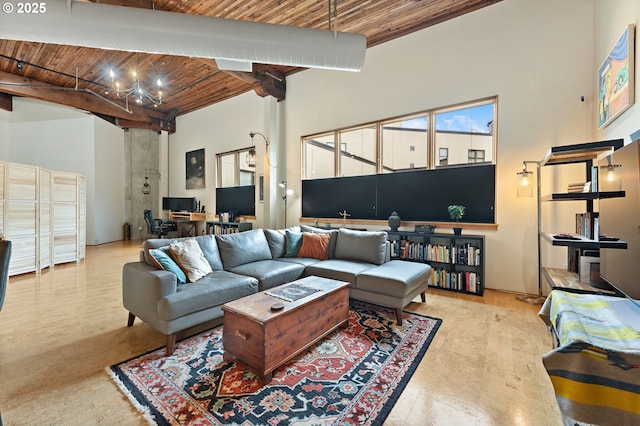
xmin=124 ymin=128 xmax=161 ymax=240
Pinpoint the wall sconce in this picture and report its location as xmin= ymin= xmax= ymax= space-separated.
xmin=248 ymin=131 xmax=269 ymax=167
xmin=142 ymin=176 xmax=151 ymax=195
xmin=516 ymin=161 xmax=538 ymax=198
xmin=599 ymin=157 xmax=622 ymax=191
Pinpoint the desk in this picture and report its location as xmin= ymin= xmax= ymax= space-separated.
xmin=169 ymin=212 xmax=208 ymax=237
xmin=539 ymin=291 xmax=640 ymax=425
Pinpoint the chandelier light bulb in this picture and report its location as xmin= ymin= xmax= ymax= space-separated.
xmin=108 ymin=67 xmax=165 ymax=106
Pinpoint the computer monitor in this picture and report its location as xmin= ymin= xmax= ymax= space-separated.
xmin=162 ymin=197 xmax=197 ymax=212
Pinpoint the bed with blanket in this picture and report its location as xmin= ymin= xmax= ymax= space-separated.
xmin=538 ymin=290 xmax=640 ymax=425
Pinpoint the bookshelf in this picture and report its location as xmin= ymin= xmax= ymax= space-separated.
xmin=539 ymin=139 xmax=626 ymax=294
xmin=206 ymin=221 xmax=252 ymax=235
xmin=388 ymin=232 xmax=484 ymax=296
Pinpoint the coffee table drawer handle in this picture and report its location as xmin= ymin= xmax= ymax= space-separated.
xmin=235 ymin=330 xmax=249 ymax=340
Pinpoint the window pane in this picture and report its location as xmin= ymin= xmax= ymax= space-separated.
xmin=239 ymin=149 xmax=255 ymax=186
xmin=434 ymin=103 xmax=494 ymax=167
xmin=340 ymin=126 xmax=376 ymax=177
xmin=382 ymin=115 xmax=428 ymax=173
xmin=219 ymin=153 xmax=236 ymax=187
xmin=303 ymin=134 xmax=335 ymax=179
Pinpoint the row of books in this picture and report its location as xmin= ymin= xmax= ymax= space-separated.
xmin=210 ymin=225 xmax=242 ymax=235
xmin=575 ymin=212 xmax=599 ymax=240
xmin=390 ymin=240 xmax=481 ymax=266
xmin=430 ymin=268 xmax=481 ymax=294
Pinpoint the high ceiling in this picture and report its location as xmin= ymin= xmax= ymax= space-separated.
xmin=0 ymin=0 xmax=502 ymax=133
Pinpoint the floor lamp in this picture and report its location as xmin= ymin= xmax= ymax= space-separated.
xmin=515 ymin=160 xmax=546 ymax=305
xmin=279 ymin=181 xmax=293 ymax=228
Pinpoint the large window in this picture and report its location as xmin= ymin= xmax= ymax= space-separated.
xmin=340 ymin=125 xmax=377 ymax=177
xmin=302 ymin=97 xmax=496 ymax=179
xmin=303 ymin=133 xmax=335 ymax=179
xmin=381 ymin=115 xmax=428 ymax=173
xmin=216 ymin=149 xmax=255 ymax=188
xmin=434 ymin=102 xmax=494 ymax=167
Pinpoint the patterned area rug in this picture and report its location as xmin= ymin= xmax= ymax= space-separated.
xmin=108 ymin=301 xmax=442 ymax=425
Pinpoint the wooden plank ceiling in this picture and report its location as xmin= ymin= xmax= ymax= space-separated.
xmin=0 ymin=0 xmax=502 ymax=133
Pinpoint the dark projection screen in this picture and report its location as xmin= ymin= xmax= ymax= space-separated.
xmin=302 ymin=165 xmax=495 ymax=223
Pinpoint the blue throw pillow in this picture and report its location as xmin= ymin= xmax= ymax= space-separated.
xmin=148 ymin=247 xmax=187 ymax=284
xmin=285 ymin=230 xmax=303 ymax=257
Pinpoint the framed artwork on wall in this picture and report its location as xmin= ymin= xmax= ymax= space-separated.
xmin=186 ymin=148 xmax=205 ymax=189
xmin=598 ymin=24 xmax=635 ymax=128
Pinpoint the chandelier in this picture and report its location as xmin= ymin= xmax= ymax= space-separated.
xmin=109 ymin=69 xmax=163 ymax=107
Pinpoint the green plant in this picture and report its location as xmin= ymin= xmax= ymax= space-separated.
xmin=448 ymin=204 xmax=466 ymax=222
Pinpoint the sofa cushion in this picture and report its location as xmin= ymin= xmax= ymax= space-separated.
xmin=148 ymin=246 xmax=188 ymax=284
xmin=263 ymin=226 xmax=300 ymax=258
xmin=356 ymin=260 xmax=431 ymax=297
xmin=195 ymin=234 xmax=224 ymax=271
xmin=300 ymin=225 xmax=338 ymax=258
xmin=334 ymin=228 xmax=388 ymax=265
xmin=216 ymin=229 xmax=272 ymax=269
xmin=169 ymin=238 xmax=213 ymax=282
xmin=297 ymin=232 xmax=331 ymax=260
xmin=229 ymin=259 xmax=305 ymax=291
xmin=285 ymin=230 xmax=303 ymax=257
xmin=304 ymin=259 xmax=376 ymax=287
xmin=263 ymin=229 xmax=286 ymax=258
xmin=157 ymin=271 xmax=259 ymax=321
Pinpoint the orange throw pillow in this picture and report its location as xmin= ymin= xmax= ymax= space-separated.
xmin=297 ymin=232 xmax=331 ymax=260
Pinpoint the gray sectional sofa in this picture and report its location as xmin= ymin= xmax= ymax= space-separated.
xmin=122 ymin=226 xmax=432 ymax=355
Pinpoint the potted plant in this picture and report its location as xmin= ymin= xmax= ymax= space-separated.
xmin=447 ymin=204 xmax=466 ymax=235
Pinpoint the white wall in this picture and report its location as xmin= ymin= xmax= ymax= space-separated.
xmin=0 ymin=109 xmax=9 ymax=158
xmin=170 ymin=92 xmax=266 ymax=217
xmin=0 ymin=98 xmax=125 ymax=245
xmin=166 ymin=0 xmax=599 ymax=294
xmin=93 ymin=118 xmax=126 ymax=244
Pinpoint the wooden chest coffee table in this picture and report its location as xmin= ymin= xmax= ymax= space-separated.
xmin=221 ymin=276 xmax=349 ymax=383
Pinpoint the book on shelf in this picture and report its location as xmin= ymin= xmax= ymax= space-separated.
xmin=567 ymin=182 xmax=586 ymax=192
xmin=575 ymin=212 xmax=599 ymax=240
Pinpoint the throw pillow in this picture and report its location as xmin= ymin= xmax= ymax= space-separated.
xmin=297 ymin=232 xmax=331 ymax=260
xmin=148 ymin=247 xmax=187 ymax=284
xmin=169 ymin=238 xmax=213 ymax=282
xmin=284 ymin=230 xmax=304 ymax=257
xmin=300 ymin=225 xmax=338 ymax=258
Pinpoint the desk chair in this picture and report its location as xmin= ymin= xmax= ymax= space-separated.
xmin=0 ymin=239 xmax=12 ymax=426
xmin=144 ymin=210 xmax=174 ymax=238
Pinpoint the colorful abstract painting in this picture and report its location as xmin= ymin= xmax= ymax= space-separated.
xmin=598 ymin=24 xmax=635 ymax=128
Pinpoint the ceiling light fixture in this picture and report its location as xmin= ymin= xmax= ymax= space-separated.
xmin=109 ymin=68 xmax=163 ymax=107
xmin=0 ymin=1 xmax=366 ymax=72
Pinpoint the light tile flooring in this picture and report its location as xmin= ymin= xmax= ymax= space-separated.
xmin=0 ymin=240 xmax=562 ymax=425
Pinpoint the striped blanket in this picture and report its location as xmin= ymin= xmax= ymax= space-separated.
xmin=539 ymin=290 xmax=640 ymax=425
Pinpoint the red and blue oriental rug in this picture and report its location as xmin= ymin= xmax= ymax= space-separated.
xmin=108 ymin=301 xmax=442 ymax=425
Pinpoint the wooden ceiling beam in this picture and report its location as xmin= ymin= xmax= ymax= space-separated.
xmin=0 ymin=93 xmax=12 ymax=111
xmin=94 ymin=113 xmax=176 ymax=134
xmin=203 ymin=59 xmax=286 ymax=101
xmin=0 ymin=70 xmax=165 ymax=122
